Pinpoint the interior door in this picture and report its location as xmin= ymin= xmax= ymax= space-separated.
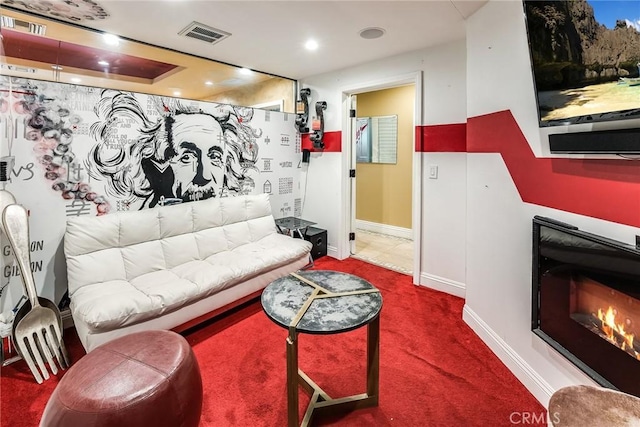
xmin=349 ymin=94 xmax=357 ymax=255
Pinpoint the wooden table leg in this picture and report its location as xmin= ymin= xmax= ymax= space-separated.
xmin=287 ymin=328 xmax=299 ymax=427
xmin=366 ymin=314 xmax=380 ymax=403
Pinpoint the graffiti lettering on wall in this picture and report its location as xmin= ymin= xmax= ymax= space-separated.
xmin=294 ymin=198 xmax=302 ymax=217
xmin=2 ymin=240 xmax=43 ymax=256
xmin=10 ymin=162 xmax=35 ymax=181
xmin=262 ymin=158 xmax=273 ymax=172
xmin=279 ymin=177 xmax=293 ymax=194
xmin=4 ymin=261 xmax=43 ymax=279
xmin=3 ymin=240 xmax=44 ymax=278
xmin=65 ymin=198 xmax=92 ymax=216
xmin=280 ymin=202 xmax=292 ymax=216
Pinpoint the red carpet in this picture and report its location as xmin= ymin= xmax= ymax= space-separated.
xmin=0 ymin=257 xmax=546 ymax=426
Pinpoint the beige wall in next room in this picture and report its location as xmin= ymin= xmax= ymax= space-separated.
xmin=356 ymin=84 xmax=414 ymax=229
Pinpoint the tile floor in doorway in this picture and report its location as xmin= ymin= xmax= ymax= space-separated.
xmin=352 ymin=229 xmax=413 ymax=275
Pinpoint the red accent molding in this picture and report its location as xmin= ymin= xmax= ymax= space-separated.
xmin=415 ymin=123 xmax=467 ymax=152
xmin=301 ymin=131 xmax=342 ymax=152
xmin=467 ymin=110 xmax=640 ymax=227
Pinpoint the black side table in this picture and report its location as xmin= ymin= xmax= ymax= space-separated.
xmin=274 ymin=217 xmax=316 ymax=239
xmin=261 ymin=270 xmax=383 ymax=427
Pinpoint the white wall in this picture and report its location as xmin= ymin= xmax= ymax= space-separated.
xmin=301 ymin=40 xmax=467 ymax=129
xmin=300 ymin=40 xmax=468 ymax=295
xmin=301 ymin=0 xmax=640 ymax=408
xmin=464 ymin=0 xmax=640 ymax=406
xmin=421 ymin=152 xmax=467 ymax=297
xmin=465 ymin=0 xmax=543 ymax=156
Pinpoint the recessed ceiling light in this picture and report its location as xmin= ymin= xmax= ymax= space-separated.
xmin=205 ymin=81 xmax=213 ymax=86
xmin=102 ymin=33 xmax=120 ymax=46
xmin=98 ymin=60 xmax=109 ymax=66
xmin=71 ymin=77 xmax=81 ymax=83
xmin=305 ymin=39 xmax=318 ymax=50
xmin=359 ymin=27 xmax=385 ymax=40
xmin=173 ymin=91 xmax=181 ymax=96
xmin=239 ymin=68 xmax=251 ymax=75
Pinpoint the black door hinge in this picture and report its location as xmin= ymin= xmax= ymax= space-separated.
xmin=349 ymin=109 xmax=356 ymax=118
xmin=349 ymin=169 xmax=356 ymax=178
xmin=349 ymin=232 xmax=355 ymax=241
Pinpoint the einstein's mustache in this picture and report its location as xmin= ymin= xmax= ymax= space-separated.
xmin=174 ymin=181 xmax=223 ymax=202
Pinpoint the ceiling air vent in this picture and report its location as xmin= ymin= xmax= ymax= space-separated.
xmin=178 ymin=21 xmax=231 ymax=45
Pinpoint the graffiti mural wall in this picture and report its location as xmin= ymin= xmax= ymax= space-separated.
xmin=0 ymin=77 xmax=302 ymax=315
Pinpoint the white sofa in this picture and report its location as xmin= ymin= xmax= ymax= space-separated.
xmin=64 ymin=194 xmax=312 ymax=352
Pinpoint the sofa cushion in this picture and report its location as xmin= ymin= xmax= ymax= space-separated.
xmin=161 ymin=235 xmax=200 ymax=269
xmin=222 ymin=222 xmax=252 ymax=250
xmin=170 ymin=260 xmax=237 ymax=297
xmin=66 ymin=248 xmax=127 ymax=294
xmin=70 ymin=280 xmax=157 ymax=331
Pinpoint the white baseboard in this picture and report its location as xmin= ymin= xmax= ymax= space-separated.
xmin=419 ymin=272 xmax=465 ymax=298
xmin=327 ymin=245 xmax=339 ymax=259
xmin=462 ymin=304 xmax=555 ymax=406
xmin=355 ymin=220 xmax=412 ymax=240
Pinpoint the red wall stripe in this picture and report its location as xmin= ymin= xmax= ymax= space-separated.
xmin=467 ymin=110 xmax=640 ymax=227
xmin=301 ymin=124 xmax=466 ymax=153
xmin=301 ymin=131 xmax=341 ymax=152
xmin=299 ymin=115 xmax=640 ymax=227
xmin=415 ymin=123 xmax=467 ymax=152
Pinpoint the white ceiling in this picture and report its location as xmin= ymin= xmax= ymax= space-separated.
xmin=5 ymin=0 xmax=488 ymax=80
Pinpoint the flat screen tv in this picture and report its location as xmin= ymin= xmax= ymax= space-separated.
xmin=523 ymin=0 xmax=640 ymax=129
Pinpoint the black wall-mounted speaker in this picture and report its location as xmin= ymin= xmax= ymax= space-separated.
xmin=549 ymin=127 xmax=640 ymax=154
xmin=302 ymin=149 xmax=310 ymax=163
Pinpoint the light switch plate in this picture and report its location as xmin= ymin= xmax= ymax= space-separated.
xmin=428 ymin=165 xmax=438 ymax=179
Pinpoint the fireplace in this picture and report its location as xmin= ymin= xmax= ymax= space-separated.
xmin=532 ymin=216 xmax=640 ymax=397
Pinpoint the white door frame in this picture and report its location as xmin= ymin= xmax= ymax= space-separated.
xmin=338 ymin=71 xmax=423 ymax=285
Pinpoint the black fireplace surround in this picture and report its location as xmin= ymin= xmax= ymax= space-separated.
xmin=532 ymin=216 xmax=640 ymax=397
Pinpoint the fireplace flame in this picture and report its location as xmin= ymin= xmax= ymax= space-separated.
xmin=597 ymin=306 xmax=639 ymax=360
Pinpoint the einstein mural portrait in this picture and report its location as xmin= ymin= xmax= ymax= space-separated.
xmin=89 ymin=90 xmax=261 ymax=209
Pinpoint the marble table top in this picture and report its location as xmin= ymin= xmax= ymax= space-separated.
xmin=261 ymin=270 xmax=382 ymax=334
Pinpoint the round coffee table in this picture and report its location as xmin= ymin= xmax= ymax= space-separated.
xmin=261 ymin=270 xmax=383 ymax=427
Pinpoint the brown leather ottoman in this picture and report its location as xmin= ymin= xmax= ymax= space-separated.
xmin=40 ymin=330 xmax=203 ymax=427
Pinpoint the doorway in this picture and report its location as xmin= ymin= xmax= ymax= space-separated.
xmin=340 ymin=71 xmax=422 ymax=284
xmin=350 ymin=85 xmax=415 ymax=275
